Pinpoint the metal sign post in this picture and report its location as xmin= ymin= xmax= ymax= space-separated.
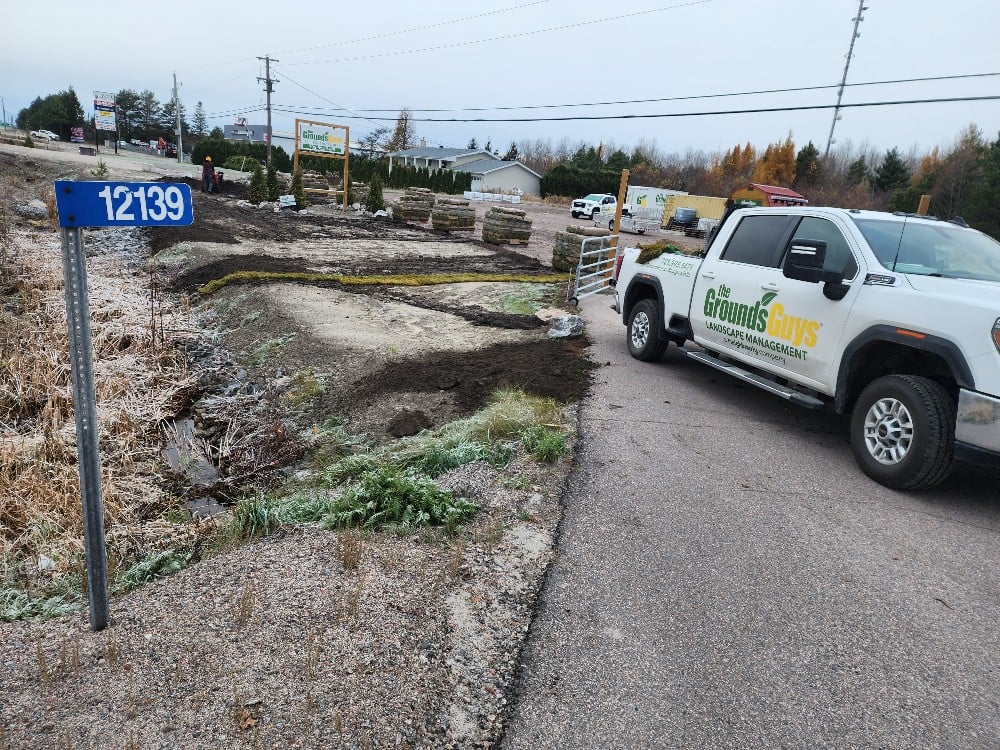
xmin=60 ymin=226 xmax=110 ymax=630
xmin=54 ymin=180 xmax=193 ymax=631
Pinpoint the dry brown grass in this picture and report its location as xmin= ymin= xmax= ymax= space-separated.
xmin=0 ymin=225 xmax=200 ymax=608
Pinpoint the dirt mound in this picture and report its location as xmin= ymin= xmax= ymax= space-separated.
xmin=341 ymin=338 xmax=594 ymax=415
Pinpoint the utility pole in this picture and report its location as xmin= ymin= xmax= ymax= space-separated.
xmin=257 ymin=55 xmax=279 ymax=165
xmin=173 ymin=72 xmax=184 ymax=164
xmin=824 ymin=0 xmax=868 ymax=159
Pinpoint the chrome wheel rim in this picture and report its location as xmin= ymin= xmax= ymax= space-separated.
xmin=631 ymin=312 xmax=650 ymax=351
xmin=863 ymin=397 xmax=914 ymax=465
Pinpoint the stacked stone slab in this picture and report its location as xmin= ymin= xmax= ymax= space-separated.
xmin=392 ymin=187 xmax=436 ymax=222
xmin=301 ymin=171 xmax=333 ymax=203
xmin=482 ymin=206 xmax=532 ymax=245
xmin=350 ymin=182 xmax=369 ymax=206
xmin=431 ymin=198 xmax=475 ymax=232
xmin=552 ymin=225 xmax=612 ymax=271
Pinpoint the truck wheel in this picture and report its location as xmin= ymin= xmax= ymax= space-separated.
xmin=591 ymin=209 xmax=599 ymax=219
xmin=627 ymin=300 xmax=668 ymax=361
xmin=571 ymin=210 xmax=580 ymax=219
xmin=849 ymin=374 xmax=955 ymax=490
xmin=608 ymin=219 xmax=615 ymax=231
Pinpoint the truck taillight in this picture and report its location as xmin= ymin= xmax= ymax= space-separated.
xmin=613 ymin=248 xmax=625 ymax=280
xmin=993 ymin=318 xmax=1000 ymax=354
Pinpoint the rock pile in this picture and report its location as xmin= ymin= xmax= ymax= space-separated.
xmin=431 ymin=198 xmax=475 ymax=232
xmin=393 ymin=187 xmax=436 ymax=223
xmin=482 ymin=206 xmax=532 ymax=245
xmin=552 ymin=225 xmax=612 ymax=271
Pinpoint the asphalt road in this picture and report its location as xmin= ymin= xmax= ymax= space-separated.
xmin=501 ymin=294 xmax=1000 ymax=750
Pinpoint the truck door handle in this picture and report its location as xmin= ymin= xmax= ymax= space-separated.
xmin=701 ymin=271 xmax=716 ymax=279
xmin=761 ymin=283 xmax=780 ymax=291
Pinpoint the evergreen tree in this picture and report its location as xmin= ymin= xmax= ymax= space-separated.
xmin=210 ymin=125 xmax=224 ymax=140
xmin=606 ymin=149 xmax=630 ymax=171
xmin=467 ymin=137 xmax=478 ymax=149
xmin=192 ymin=101 xmax=208 ymax=138
xmin=137 ymin=90 xmax=161 ymax=141
xmin=247 ymin=162 xmax=267 ymax=204
xmin=502 ymin=142 xmax=519 ymax=161
xmin=366 ymin=173 xmax=386 ymax=213
xmin=266 ymin=160 xmax=279 ymax=201
xmin=847 ymin=156 xmax=869 ymax=184
xmin=115 ymin=89 xmax=141 ymax=140
xmin=964 ymin=133 xmax=1000 ymax=238
xmin=794 ymin=141 xmax=822 ymax=186
xmin=873 ymin=148 xmax=911 ymax=192
xmin=291 ymin=163 xmax=307 ymax=209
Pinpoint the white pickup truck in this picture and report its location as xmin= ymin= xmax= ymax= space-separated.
xmin=612 ymin=205 xmax=1000 ymax=489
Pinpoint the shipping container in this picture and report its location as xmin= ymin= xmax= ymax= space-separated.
xmin=661 ymin=195 xmax=728 ymax=228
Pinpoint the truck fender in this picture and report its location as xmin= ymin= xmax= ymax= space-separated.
xmin=621 ymin=274 xmax=665 ymax=324
xmin=834 ymin=325 xmax=975 ymax=413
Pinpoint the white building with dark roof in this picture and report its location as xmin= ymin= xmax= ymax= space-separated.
xmin=388 ymin=145 xmax=541 ymax=196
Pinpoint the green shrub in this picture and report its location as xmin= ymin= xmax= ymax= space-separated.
xmin=522 ymin=426 xmax=568 ymax=462
xmin=291 ymin=163 xmax=307 ymax=209
xmin=223 ymin=155 xmax=262 ymax=173
xmin=113 ymin=550 xmax=187 ymax=593
xmin=225 ymin=494 xmax=282 ymax=540
xmin=23 ymin=134 xmax=34 ymax=148
xmin=191 ymin=138 xmax=291 ymax=173
xmin=365 ymin=173 xmax=385 ymax=213
xmin=247 ymin=162 xmax=267 ymax=204
xmin=322 ymin=466 xmax=477 ymax=532
xmin=266 ymin=161 xmax=280 ymax=201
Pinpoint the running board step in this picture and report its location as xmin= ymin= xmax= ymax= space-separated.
xmin=683 ymin=350 xmax=825 ymax=409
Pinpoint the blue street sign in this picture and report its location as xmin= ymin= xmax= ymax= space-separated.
xmin=54 ymin=180 xmax=194 ymax=228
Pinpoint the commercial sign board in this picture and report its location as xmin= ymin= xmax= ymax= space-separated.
xmin=94 ymin=91 xmax=116 ymax=132
xmin=298 ymin=123 xmax=347 ymax=156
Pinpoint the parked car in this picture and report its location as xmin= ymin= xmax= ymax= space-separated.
xmin=165 ymin=143 xmax=178 ymax=157
xmin=30 ymin=129 xmax=59 ymax=141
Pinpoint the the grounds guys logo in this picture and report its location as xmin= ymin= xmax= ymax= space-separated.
xmin=704 ymin=284 xmax=820 ymax=359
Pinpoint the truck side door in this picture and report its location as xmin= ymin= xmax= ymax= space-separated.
xmin=691 ymin=212 xmax=863 ymax=392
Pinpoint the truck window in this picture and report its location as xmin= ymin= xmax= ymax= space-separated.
xmin=786 ymin=217 xmax=859 ymax=279
xmin=720 ymin=215 xmax=793 ymax=267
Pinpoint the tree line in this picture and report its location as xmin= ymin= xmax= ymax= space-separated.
xmin=16 ymin=86 xmax=216 ymax=148
xmin=515 ymin=126 xmax=998 ymax=240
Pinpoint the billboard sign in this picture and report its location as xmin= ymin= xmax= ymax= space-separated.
xmin=94 ymin=91 xmax=116 ymax=132
xmin=298 ymin=123 xmax=347 ymax=156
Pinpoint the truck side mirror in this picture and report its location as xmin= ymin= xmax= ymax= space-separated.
xmin=783 ymin=239 xmax=828 ymax=283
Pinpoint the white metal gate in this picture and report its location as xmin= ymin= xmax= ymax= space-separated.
xmin=568 ymin=234 xmax=617 ymax=304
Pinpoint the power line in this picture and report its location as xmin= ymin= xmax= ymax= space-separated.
xmin=281 ymin=0 xmax=715 ymax=66
xmin=270 ymin=95 xmax=1000 ymax=123
xmin=276 ymin=0 xmax=556 ymax=55
xmin=281 ymin=72 xmax=1000 ymax=115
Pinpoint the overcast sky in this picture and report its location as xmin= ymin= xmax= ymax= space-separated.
xmin=3 ymin=0 xmax=998 ymax=160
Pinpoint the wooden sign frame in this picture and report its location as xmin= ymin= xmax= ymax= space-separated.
xmin=293 ymin=118 xmax=350 ymax=210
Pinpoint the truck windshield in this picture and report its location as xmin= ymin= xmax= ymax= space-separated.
xmin=853 ymin=217 xmax=1000 ymax=283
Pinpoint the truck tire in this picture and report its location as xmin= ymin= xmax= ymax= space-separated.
xmin=608 ymin=219 xmax=615 ymax=231
xmin=571 ymin=210 xmax=580 ymax=218
xmin=627 ymin=299 xmax=668 ymax=361
xmin=590 ymin=208 xmax=599 ymax=219
xmin=849 ymin=374 xmax=955 ymax=490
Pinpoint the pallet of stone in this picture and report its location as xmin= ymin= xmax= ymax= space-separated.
xmin=403 ymin=187 xmax=436 ymax=208
xmin=392 ymin=195 xmax=432 ymax=223
xmin=431 ymin=199 xmax=475 ymax=232
xmin=551 ymin=225 xmax=612 ymax=271
xmin=482 ymin=206 xmax=533 ymax=245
